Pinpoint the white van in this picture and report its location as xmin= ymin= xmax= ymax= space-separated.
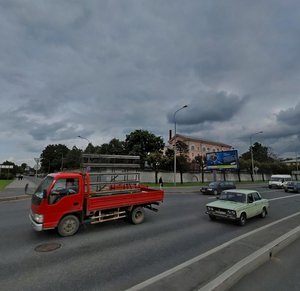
xmin=268 ymin=174 xmax=292 ymax=189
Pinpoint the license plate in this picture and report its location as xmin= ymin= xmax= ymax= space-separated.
xmin=215 ymin=210 xmax=225 ymax=215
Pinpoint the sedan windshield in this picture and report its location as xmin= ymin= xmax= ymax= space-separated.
xmin=208 ymin=182 xmax=218 ymax=187
xmin=219 ymin=192 xmax=246 ymax=203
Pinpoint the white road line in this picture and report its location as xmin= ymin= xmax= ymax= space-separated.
xmin=206 ymin=193 xmax=300 ymax=201
xmin=269 ymin=193 xmax=300 ymax=201
xmin=199 ymin=225 xmax=300 ymax=291
xmin=125 ymin=211 xmax=300 ymax=291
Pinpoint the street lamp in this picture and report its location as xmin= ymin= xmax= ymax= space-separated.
xmin=77 ymin=135 xmax=91 ymax=144
xmin=250 ymin=131 xmax=263 ymax=181
xmin=78 ymin=135 xmax=92 ymax=154
xmin=173 ymin=105 xmax=188 ymax=186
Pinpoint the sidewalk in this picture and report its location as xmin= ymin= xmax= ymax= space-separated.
xmin=127 ymin=212 xmax=300 ymax=291
xmin=0 ymin=177 xmax=40 ymax=202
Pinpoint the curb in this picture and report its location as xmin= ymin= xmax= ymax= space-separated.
xmin=199 ymin=225 xmax=300 ymax=291
xmin=0 ymin=195 xmax=31 ymax=202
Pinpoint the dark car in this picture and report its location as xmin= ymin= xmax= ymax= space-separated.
xmin=284 ymin=181 xmax=300 ymax=193
xmin=200 ymin=181 xmax=236 ymax=195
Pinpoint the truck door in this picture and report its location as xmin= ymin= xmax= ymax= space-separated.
xmin=44 ymin=178 xmax=83 ymax=229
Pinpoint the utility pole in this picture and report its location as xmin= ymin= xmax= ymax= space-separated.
xmin=173 ymin=105 xmax=188 ymax=186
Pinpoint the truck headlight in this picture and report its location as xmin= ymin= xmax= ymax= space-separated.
xmin=33 ymin=213 xmax=44 ymax=223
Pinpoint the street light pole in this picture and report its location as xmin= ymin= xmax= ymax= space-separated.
xmin=250 ymin=131 xmax=263 ymax=181
xmin=77 ymin=135 xmax=92 ymax=153
xmin=173 ymin=105 xmax=188 ymax=186
xmin=77 ymin=135 xmax=91 ymax=144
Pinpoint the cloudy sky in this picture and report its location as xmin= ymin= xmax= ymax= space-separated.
xmin=1 ymin=0 xmax=300 ymax=166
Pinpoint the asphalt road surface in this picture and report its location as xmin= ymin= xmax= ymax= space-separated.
xmin=0 ymin=185 xmax=299 ymax=291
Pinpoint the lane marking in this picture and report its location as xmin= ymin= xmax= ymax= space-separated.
xmin=206 ymin=193 xmax=300 ymax=201
xmin=269 ymin=193 xmax=300 ymax=201
xmin=125 ymin=211 xmax=300 ymax=291
xmin=199 ymin=225 xmax=300 ymax=291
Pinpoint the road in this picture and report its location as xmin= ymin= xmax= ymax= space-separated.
xmin=0 ymin=185 xmax=299 ymax=290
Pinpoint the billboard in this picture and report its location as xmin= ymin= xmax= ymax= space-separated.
xmin=206 ymin=150 xmax=239 ymax=170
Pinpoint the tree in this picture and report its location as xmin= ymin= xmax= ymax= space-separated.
xmin=40 ymin=144 xmax=70 ymax=173
xmin=177 ymin=155 xmax=190 ymax=184
xmin=146 ymin=152 xmax=166 ymax=184
xmin=64 ymin=146 xmax=82 ymax=170
xmin=84 ymin=143 xmax=95 ymax=154
xmin=176 ymin=140 xmax=189 ymax=155
xmin=125 ymin=130 xmax=164 ymax=168
xmin=163 ymin=148 xmax=175 ymax=171
xmin=240 ymin=142 xmax=275 ymax=163
xmin=0 ymin=161 xmax=16 ymax=179
xmin=174 ymin=140 xmax=189 ymax=184
xmin=97 ymin=138 xmax=126 ymax=154
xmin=193 ymin=155 xmax=206 ymax=182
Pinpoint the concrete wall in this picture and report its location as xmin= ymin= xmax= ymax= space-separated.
xmin=140 ymin=171 xmax=273 ymax=184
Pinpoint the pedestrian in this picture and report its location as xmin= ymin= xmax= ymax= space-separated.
xmin=159 ymin=177 xmax=163 ymax=189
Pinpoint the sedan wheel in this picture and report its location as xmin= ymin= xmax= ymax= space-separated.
xmin=238 ymin=213 xmax=246 ymax=226
xmin=209 ymin=214 xmax=216 ymax=221
xmin=260 ymin=207 xmax=267 ymax=218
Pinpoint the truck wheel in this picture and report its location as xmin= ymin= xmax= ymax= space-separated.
xmin=213 ymin=190 xmax=218 ymax=195
xmin=238 ymin=213 xmax=246 ymax=226
xmin=58 ymin=215 xmax=80 ymax=237
xmin=130 ymin=207 xmax=145 ymax=225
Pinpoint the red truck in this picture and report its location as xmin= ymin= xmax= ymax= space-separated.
xmin=28 ymin=154 xmax=164 ymax=236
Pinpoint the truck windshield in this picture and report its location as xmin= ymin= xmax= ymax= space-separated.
xmin=32 ymin=176 xmax=54 ymax=205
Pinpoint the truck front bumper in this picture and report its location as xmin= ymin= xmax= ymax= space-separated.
xmin=29 ymin=214 xmax=43 ymax=231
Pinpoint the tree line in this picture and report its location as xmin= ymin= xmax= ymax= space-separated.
xmin=1 ymin=129 xmax=295 ymax=181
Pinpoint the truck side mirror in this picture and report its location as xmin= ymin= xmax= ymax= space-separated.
xmin=43 ymin=189 xmax=47 ymax=199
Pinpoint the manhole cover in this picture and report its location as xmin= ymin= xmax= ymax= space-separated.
xmin=35 ymin=243 xmax=61 ymax=252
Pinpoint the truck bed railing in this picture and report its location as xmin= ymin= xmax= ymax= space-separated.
xmin=81 ymin=154 xmax=142 ymax=197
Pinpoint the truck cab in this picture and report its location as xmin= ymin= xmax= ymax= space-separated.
xmin=29 ymin=172 xmax=85 ymax=232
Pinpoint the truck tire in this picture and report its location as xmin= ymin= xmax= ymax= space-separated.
xmin=130 ymin=207 xmax=145 ymax=225
xmin=57 ymin=215 xmax=80 ymax=237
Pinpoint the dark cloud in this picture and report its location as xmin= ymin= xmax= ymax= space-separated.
xmin=168 ymin=91 xmax=249 ymax=125
xmin=1 ymin=1 xmax=300 ymax=165
xmin=276 ymin=102 xmax=300 ymax=126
